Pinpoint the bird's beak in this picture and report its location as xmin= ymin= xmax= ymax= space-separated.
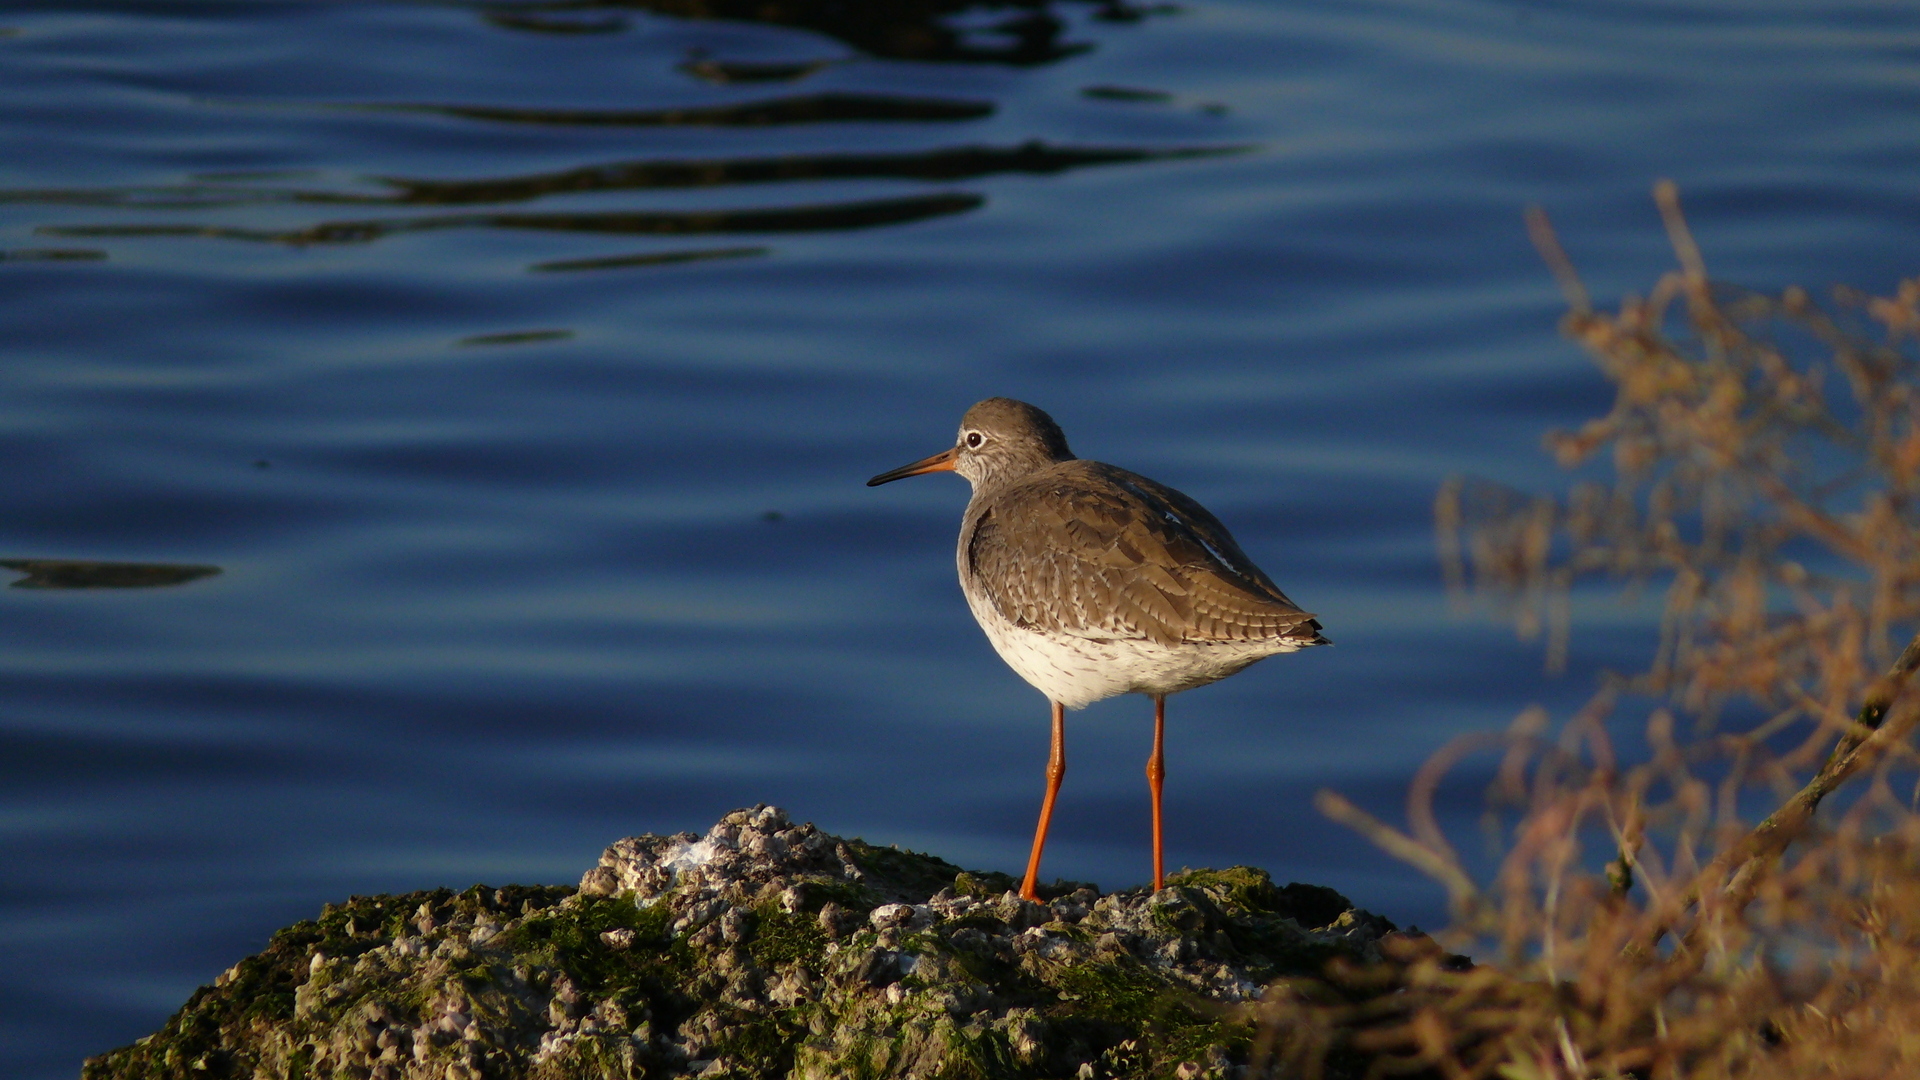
xmin=867 ymin=446 xmax=959 ymax=486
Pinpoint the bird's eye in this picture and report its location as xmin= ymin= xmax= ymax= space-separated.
xmin=965 ymin=432 xmax=984 ymax=448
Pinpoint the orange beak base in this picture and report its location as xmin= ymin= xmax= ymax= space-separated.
xmin=867 ymin=446 xmax=959 ymax=486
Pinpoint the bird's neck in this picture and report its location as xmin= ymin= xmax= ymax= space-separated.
xmin=967 ymin=456 xmax=1073 ymax=502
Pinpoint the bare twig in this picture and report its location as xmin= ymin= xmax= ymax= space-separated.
xmin=1525 ymin=205 xmax=1591 ymax=316
xmin=1314 ymin=790 xmax=1480 ymax=913
xmin=1654 ymin=178 xmax=1707 ymax=286
xmin=1636 ymin=629 xmax=1920 ymax=953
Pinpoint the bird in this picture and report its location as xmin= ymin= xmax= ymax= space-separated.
xmin=867 ymin=397 xmax=1327 ymax=900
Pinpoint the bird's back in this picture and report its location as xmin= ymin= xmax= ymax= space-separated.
xmin=960 ymin=460 xmax=1326 ymax=653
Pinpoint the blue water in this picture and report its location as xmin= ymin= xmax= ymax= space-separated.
xmin=4 ymin=0 xmax=1919 ymax=1074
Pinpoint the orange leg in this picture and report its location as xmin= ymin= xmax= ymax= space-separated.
xmin=1148 ymin=694 xmax=1166 ymax=891
xmin=1020 ymin=701 xmax=1067 ymax=901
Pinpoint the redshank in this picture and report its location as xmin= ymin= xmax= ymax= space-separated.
xmin=868 ymin=398 xmax=1327 ymax=900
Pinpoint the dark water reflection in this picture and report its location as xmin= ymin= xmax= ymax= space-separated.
xmin=45 ymin=192 xmax=991 ymax=244
xmin=483 ymin=0 xmax=1126 ymax=63
xmin=0 ymin=561 xmax=221 ymax=590
xmin=383 ymin=143 xmax=1233 ymax=201
xmin=530 ymin=246 xmax=765 ymax=271
xmin=4 ymin=0 xmax=1920 ymax=1076
xmin=8 ymin=143 xmax=1229 ymax=205
xmin=363 ymin=92 xmax=997 ymax=127
xmin=678 ymin=56 xmax=840 ymax=84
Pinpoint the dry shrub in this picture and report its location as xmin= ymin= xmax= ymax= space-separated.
xmin=1254 ymin=182 xmax=1920 ymax=1080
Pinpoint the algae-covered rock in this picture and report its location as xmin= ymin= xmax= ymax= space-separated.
xmin=82 ymin=806 xmax=1397 ymax=1080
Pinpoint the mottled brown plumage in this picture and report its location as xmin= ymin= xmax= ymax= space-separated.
xmin=964 ymin=459 xmax=1324 ymax=649
xmin=868 ymin=397 xmax=1328 ymax=899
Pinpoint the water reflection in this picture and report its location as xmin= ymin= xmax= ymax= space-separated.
xmin=0 ymin=248 xmax=105 ymax=262
xmin=5 ymin=143 xmax=1230 ymax=210
xmin=679 ymin=55 xmax=839 ymax=85
xmin=482 ymin=10 xmax=631 ymax=34
xmin=1081 ymin=85 xmax=1173 ymax=103
xmin=7 ymin=0 xmax=1210 ymax=265
xmin=457 ymin=329 xmax=576 ymax=345
xmin=42 ymin=192 xmax=988 ymax=246
xmin=364 ymin=91 xmax=994 ymax=127
xmin=386 ymin=143 xmax=1235 ymax=202
xmin=0 ymin=560 xmax=221 ymax=590
xmin=474 ymin=0 xmax=1154 ymax=65
xmin=23 ymin=143 xmax=1233 ymax=255
xmin=529 ymin=245 xmax=767 ymax=272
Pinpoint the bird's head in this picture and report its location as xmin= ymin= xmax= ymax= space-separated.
xmin=867 ymin=397 xmax=1075 ymax=490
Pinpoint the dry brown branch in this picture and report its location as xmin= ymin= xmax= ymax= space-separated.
xmin=1636 ymin=629 xmax=1920 ymax=955
xmin=1314 ymin=790 xmax=1480 ymax=912
xmin=1262 ymin=186 xmax=1920 ymax=1080
xmin=1526 ymin=205 xmax=1590 ymax=316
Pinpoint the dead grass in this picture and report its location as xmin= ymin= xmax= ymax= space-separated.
xmin=1253 ymin=181 xmax=1920 ymax=1080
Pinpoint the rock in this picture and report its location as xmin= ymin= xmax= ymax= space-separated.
xmin=80 ymin=805 xmax=1399 ymax=1080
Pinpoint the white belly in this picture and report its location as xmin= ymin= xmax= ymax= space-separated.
xmin=962 ymin=587 xmax=1298 ymax=709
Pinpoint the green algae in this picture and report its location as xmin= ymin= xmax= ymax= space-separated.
xmin=951 ymin=871 xmax=1018 ymax=898
xmin=83 ymin=809 xmax=1398 ymax=1080
xmin=1165 ymin=867 xmax=1282 ymax=915
xmin=84 ymin=887 xmax=471 ymax=1080
xmin=1045 ymin=953 xmax=1251 ymax=1079
xmin=788 ymin=876 xmax=883 ymax=914
xmin=708 ymin=1001 xmax=809 ymax=1076
xmin=526 ymin=1032 xmax=650 ymax=1080
xmin=842 ymin=840 xmax=972 ymax=901
xmin=747 ymin=905 xmax=829 ymax=968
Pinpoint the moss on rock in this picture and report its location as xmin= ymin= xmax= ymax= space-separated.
xmin=82 ymin=806 xmax=1398 ymax=1080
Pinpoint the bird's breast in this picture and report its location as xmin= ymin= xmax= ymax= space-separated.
xmin=959 ymin=584 xmax=1296 ymax=708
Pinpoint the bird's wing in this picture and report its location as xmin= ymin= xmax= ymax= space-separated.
xmin=965 ymin=463 xmax=1325 ymax=647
